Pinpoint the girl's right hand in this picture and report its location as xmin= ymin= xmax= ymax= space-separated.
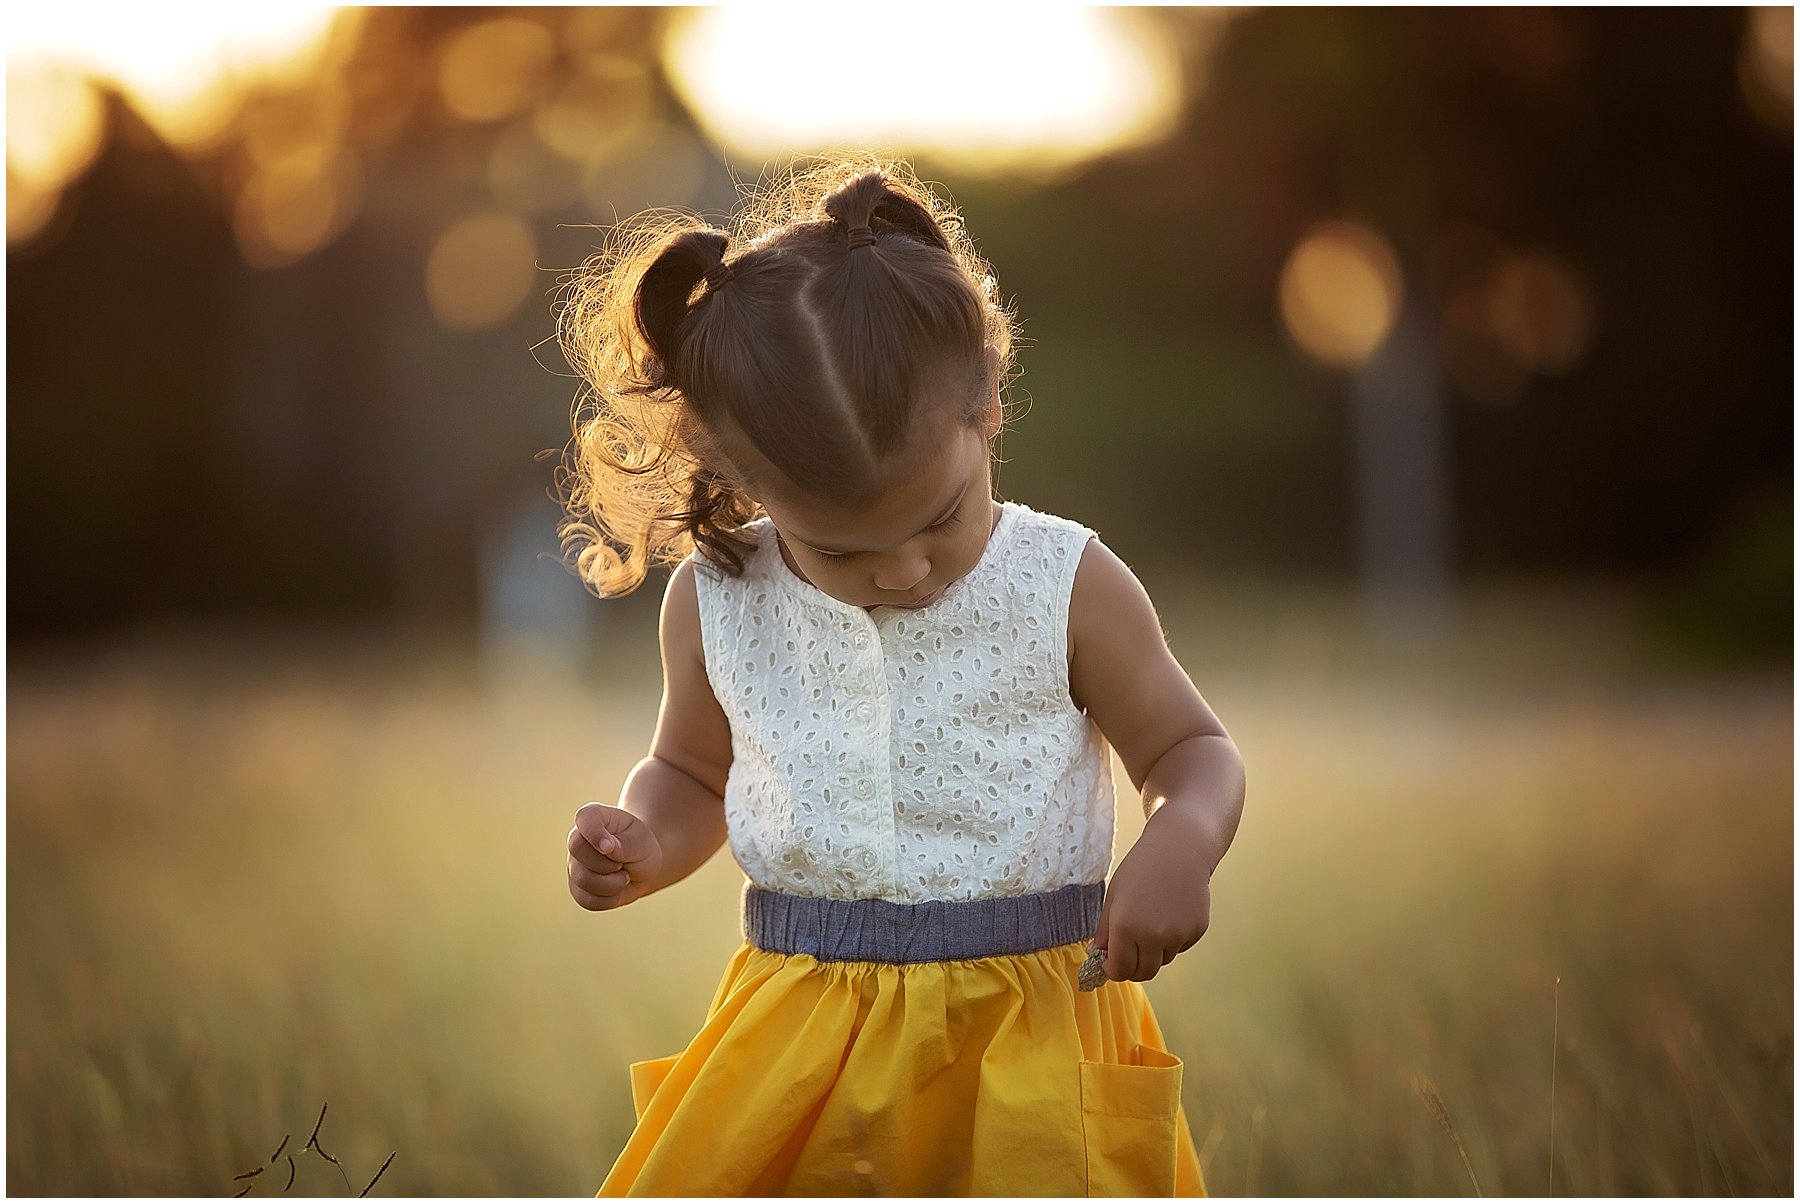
xmin=568 ymin=802 xmax=664 ymax=910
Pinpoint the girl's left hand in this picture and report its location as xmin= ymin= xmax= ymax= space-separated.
xmin=1088 ymin=830 xmax=1213 ymax=983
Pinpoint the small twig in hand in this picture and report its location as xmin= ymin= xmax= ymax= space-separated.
xmin=360 ymin=1151 xmax=397 ymax=1197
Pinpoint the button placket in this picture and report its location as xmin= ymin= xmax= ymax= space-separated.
xmin=846 ymin=615 xmax=892 ymax=891
xmin=872 ymin=632 xmax=906 ymax=892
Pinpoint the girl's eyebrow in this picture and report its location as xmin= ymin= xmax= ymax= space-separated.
xmin=796 ymin=482 xmax=969 ymax=554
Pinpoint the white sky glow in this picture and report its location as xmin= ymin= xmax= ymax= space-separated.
xmin=664 ymin=6 xmax=1182 ymax=175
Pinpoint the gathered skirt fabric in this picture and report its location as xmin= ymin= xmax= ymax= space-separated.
xmin=596 ymin=936 xmax=1207 ymax=1196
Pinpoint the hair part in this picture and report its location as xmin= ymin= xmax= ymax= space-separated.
xmin=553 ymin=154 xmax=1017 ymax=597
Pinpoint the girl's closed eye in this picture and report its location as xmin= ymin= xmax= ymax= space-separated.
xmin=813 ymin=510 xmax=961 ymax=562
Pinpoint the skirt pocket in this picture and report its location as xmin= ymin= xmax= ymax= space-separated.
xmin=1078 ymin=1043 xmax=1184 ymax=1197
xmin=627 ymin=1052 xmax=683 ymax=1123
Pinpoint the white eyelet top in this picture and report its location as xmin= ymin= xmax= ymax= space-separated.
xmin=688 ymin=498 xmax=1115 ymax=903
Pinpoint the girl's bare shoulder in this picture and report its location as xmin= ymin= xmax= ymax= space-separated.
xmin=1067 ymin=539 xmax=1228 ymax=790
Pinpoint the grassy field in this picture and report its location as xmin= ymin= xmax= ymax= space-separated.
xmin=7 ymin=584 xmax=1792 ymax=1195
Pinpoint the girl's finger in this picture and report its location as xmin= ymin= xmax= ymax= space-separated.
xmin=573 ymin=803 xmax=641 ymax=863
xmin=570 ymin=882 xmax=623 ymax=912
xmin=1131 ymin=949 xmax=1164 ymax=982
xmin=568 ymin=827 xmax=622 ymax=874
xmin=1105 ymin=939 xmax=1138 ymax=983
xmin=570 ymin=863 xmax=630 ymax=897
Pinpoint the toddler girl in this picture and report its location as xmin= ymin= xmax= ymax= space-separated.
xmin=557 ymin=157 xmax=1245 ymax=1196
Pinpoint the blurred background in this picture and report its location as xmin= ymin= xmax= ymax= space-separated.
xmin=7 ymin=5 xmax=1791 ymax=1196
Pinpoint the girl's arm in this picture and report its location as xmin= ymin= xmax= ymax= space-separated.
xmin=1068 ymin=538 xmax=1246 ymax=875
xmin=590 ymin=558 xmax=735 ymax=902
xmin=1066 ymin=537 xmax=1245 ymax=981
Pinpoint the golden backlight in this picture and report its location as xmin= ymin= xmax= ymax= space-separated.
xmin=7 ymin=3 xmax=344 ymax=246
xmin=7 ymin=3 xmax=340 ymax=148
xmin=662 ymin=7 xmax=1183 ymax=176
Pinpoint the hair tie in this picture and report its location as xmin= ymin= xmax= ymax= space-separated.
xmin=704 ymin=260 xmax=734 ymax=288
xmin=845 ymin=222 xmax=877 ymax=250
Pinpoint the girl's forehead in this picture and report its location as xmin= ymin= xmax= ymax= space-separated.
xmin=766 ymin=424 xmax=984 ymax=551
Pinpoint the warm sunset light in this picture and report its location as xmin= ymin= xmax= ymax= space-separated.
xmin=6 ymin=4 xmax=343 ymax=149
xmin=1278 ymin=222 xmax=1405 ymax=369
xmin=436 ymin=17 xmax=557 ymax=124
xmin=6 ymin=63 xmax=104 ymax=192
xmin=662 ymin=7 xmax=1184 ymax=175
xmin=7 ymin=3 xmax=347 ymax=246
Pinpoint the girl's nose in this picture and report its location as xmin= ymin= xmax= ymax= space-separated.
xmin=871 ymin=555 xmax=931 ymax=594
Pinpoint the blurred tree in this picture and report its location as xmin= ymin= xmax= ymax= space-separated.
xmin=4 ymin=7 xmax=1789 ymax=667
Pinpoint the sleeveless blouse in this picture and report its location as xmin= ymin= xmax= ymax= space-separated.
xmin=688 ymin=499 xmax=1115 ymax=904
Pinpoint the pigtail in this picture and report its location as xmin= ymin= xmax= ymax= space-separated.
xmin=553 ymin=218 xmax=760 ymax=599
xmin=822 ymin=170 xmax=952 ymax=255
xmin=635 ymin=228 xmax=735 ymax=390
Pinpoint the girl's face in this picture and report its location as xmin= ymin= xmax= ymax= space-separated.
xmin=764 ymin=417 xmax=1000 ymax=613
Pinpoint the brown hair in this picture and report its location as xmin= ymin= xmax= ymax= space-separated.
xmin=552 ymin=154 xmax=1018 ymax=598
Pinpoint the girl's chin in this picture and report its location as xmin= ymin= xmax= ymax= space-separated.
xmin=868 ymin=585 xmax=943 ymax=610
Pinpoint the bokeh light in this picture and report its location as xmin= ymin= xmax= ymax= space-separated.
xmin=6 ymin=3 xmax=344 ymax=151
xmin=239 ymin=85 xmax=350 ymax=172
xmin=662 ymin=7 xmax=1183 ymax=176
xmin=532 ymin=55 xmax=654 ymax=163
xmin=435 ymin=17 xmax=556 ymax=124
xmin=6 ymin=62 xmax=104 ymax=244
xmin=1484 ymin=251 xmax=1595 ymax=377
xmin=1278 ymin=221 xmax=1405 ymax=369
xmin=1433 ymin=226 xmax=1598 ymax=406
xmin=7 ymin=163 xmax=64 ymax=244
xmin=1441 ymin=288 xmax=1531 ymax=407
xmin=1738 ymin=6 xmax=1793 ymax=133
xmin=425 ymin=212 xmax=538 ymax=332
xmin=6 ymin=62 xmax=105 ymax=193
xmin=232 ymin=143 xmax=364 ymax=269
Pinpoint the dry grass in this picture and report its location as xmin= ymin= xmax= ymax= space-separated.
xmin=6 ymin=587 xmax=1791 ymax=1195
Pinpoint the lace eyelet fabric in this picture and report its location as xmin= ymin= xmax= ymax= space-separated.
xmin=690 ymin=500 xmax=1115 ymax=903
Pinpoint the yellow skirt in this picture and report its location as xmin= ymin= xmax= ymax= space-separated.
xmin=597 ymin=937 xmax=1207 ymax=1196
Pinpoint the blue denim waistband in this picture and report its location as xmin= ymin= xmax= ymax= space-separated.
xmin=740 ymin=880 xmax=1105 ymax=963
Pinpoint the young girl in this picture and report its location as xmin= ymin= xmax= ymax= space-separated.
xmin=557 ymin=157 xmax=1245 ymax=1197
